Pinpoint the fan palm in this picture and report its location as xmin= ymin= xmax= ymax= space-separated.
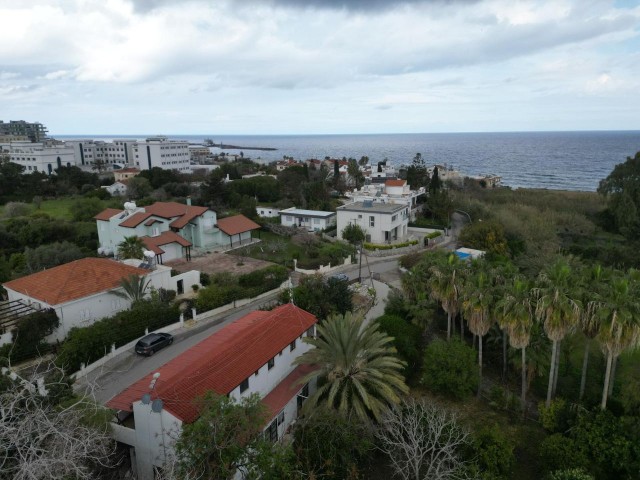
xmin=461 ymin=264 xmax=494 ymax=395
xmin=294 ymin=312 xmax=409 ymax=423
xmin=117 ymin=235 xmax=145 ymax=260
xmin=497 ymin=276 xmax=535 ymax=411
xmin=534 ymin=259 xmax=582 ymax=407
xmin=596 ymin=275 xmax=640 ymax=409
xmin=428 ymin=253 xmax=466 ymax=340
xmin=113 ymin=274 xmax=151 ymax=304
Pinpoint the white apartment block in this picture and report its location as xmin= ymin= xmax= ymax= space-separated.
xmin=337 ymin=201 xmax=409 ymax=244
xmin=345 ymin=179 xmax=425 ymax=220
xmin=132 ymin=137 xmax=191 ymax=172
xmin=66 ymin=139 xmax=136 ymax=168
xmin=6 ymin=141 xmax=77 ymax=174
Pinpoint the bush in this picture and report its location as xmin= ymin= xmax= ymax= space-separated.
xmin=4 ymin=201 xmax=31 ymax=218
xmin=364 ymin=240 xmax=418 ymax=250
xmin=1 ymin=309 xmax=59 ymax=363
xmin=376 ymin=314 xmax=422 ymax=376
xmin=539 ymin=434 xmax=589 ymax=473
xmin=467 ymin=425 xmax=515 ymax=480
xmin=547 ymin=469 xmax=595 ymax=480
xmin=426 ymin=231 xmax=443 ymax=239
xmin=538 ymin=398 xmax=573 ymax=433
xmin=422 ymin=338 xmax=478 ymax=400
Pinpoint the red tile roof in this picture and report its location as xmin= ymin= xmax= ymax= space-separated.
xmin=385 ymin=179 xmax=406 ymax=187
xmin=119 ymin=212 xmax=154 ymax=228
xmin=3 ymin=258 xmax=147 ymax=305
xmin=94 ymin=208 xmax=124 ymax=221
xmin=263 ymin=364 xmax=316 ymax=417
xmin=141 ymin=231 xmax=192 ymax=255
xmin=106 ymin=303 xmax=317 ymax=423
xmin=116 ymin=168 xmax=140 ymax=173
xmin=145 ymin=202 xmax=209 ymax=229
xmin=216 ymin=215 xmax=261 ymax=236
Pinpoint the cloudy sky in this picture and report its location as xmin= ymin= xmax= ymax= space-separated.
xmin=1 ymin=0 xmax=639 ymax=135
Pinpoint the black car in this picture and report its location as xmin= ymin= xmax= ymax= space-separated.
xmin=135 ymin=332 xmax=173 ymax=356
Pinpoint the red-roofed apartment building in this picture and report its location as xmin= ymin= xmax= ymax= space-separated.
xmin=95 ymin=200 xmax=260 ymax=263
xmin=107 ymin=303 xmax=318 ymax=480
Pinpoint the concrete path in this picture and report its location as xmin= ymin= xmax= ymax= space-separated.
xmin=364 ymin=279 xmax=390 ymax=325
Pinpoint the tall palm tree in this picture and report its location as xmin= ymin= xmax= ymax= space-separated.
xmin=497 ymin=276 xmax=535 ymax=411
xmin=461 ymin=264 xmax=494 ymax=395
xmin=534 ymin=259 xmax=582 ymax=407
xmin=428 ymin=253 xmax=466 ymax=340
xmin=117 ymin=235 xmax=145 ymax=260
xmin=294 ymin=312 xmax=409 ymax=423
xmin=596 ymin=275 xmax=640 ymax=410
xmin=113 ymin=274 xmax=151 ymax=304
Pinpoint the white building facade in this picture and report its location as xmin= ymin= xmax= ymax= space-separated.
xmin=279 ymin=207 xmax=336 ymax=231
xmin=6 ymin=141 xmax=77 ymax=174
xmin=132 ymin=137 xmax=191 ymax=172
xmin=336 ymin=201 xmax=409 ymax=244
xmin=345 ymin=179 xmax=425 ymax=220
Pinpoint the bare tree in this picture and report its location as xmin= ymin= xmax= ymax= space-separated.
xmin=375 ymin=398 xmax=471 ymax=480
xmin=0 ymin=361 xmax=118 ymax=480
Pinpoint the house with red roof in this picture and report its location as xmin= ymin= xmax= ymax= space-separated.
xmin=1 ymin=258 xmax=183 ymax=342
xmin=95 ymin=200 xmax=260 ymax=262
xmin=107 ymin=303 xmax=318 ymax=480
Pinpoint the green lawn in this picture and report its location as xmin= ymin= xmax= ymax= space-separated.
xmin=37 ymin=198 xmax=78 ymax=220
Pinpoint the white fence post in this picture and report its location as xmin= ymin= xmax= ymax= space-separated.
xmin=180 ymin=313 xmax=184 ymax=326
xmin=191 ymin=308 xmax=196 ymax=321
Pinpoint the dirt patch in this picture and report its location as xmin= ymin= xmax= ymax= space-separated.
xmin=166 ymin=253 xmax=277 ymax=276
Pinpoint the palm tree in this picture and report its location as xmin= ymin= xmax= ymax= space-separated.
xmin=113 ymin=274 xmax=151 ymax=304
xmin=118 ymin=235 xmax=145 ymax=260
xmin=534 ymin=259 xmax=582 ymax=407
xmin=428 ymin=253 xmax=466 ymax=340
xmin=461 ymin=264 xmax=494 ymax=395
xmin=596 ymin=275 xmax=640 ymax=410
xmin=497 ymin=276 xmax=535 ymax=411
xmin=294 ymin=312 xmax=409 ymax=423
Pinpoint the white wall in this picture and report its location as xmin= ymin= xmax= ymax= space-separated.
xmin=336 ymin=207 xmax=409 ymax=244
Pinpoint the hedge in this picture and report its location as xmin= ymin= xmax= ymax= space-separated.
xmin=364 ymin=240 xmax=419 ymax=250
xmin=56 ymin=300 xmax=180 ymax=373
xmin=426 ymin=231 xmax=443 ymax=239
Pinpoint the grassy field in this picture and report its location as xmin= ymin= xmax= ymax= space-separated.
xmin=0 ymin=198 xmax=77 ymax=221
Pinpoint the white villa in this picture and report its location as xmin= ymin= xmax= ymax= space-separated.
xmin=345 ymin=179 xmax=425 ymax=220
xmin=107 ymin=303 xmax=318 ymax=480
xmin=279 ymin=207 xmax=336 ymax=231
xmin=336 ymin=201 xmax=409 ymax=245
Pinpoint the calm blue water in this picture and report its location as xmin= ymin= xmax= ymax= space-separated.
xmin=57 ymin=131 xmax=640 ymax=192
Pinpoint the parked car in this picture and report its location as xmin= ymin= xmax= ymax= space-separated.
xmin=329 ymin=273 xmax=350 ymax=283
xmin=135 ymin=332 xmax=173 ymax=356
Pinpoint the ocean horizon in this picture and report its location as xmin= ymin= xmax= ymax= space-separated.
xmin=56 ymin=130 xmax=640 ymax=192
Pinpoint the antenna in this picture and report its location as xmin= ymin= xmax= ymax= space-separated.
xmin=149 ymin=372 xmax=160 ymax=390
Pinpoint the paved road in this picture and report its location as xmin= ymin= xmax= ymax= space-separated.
xmin=80 ymin=258 xmax=403 ymax=405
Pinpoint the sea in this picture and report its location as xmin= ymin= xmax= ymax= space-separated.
xmin=56 ymin=131 xmax=640 ymax=192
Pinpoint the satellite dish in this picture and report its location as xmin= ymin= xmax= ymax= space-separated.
xmin=141 ymin=393 xmax=151 ymax=405
xmin=151 ymin=399 xmax=164 ymax=413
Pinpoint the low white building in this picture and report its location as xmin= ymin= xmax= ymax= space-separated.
xmin=132 ymin=137 xmax=191 ymax=172
xmin=345 ymin=179 xmax=425 ymax=220
xmin=6 ymin=141 xmax=77 ymax=174
xmin=336 ymin=201 xmax=409 ymax=244
xmin=279 ymin=207 xmax=336 ymax=231
xmin=257 ymin=206 xmax=281 ymax=218
xmin=1 ymin=258 xmax=198 ymax=343
xmin=102 ymin=181 xmax=128 ymax=196
xmin=107 ymin=303 xmax=318 ymax=480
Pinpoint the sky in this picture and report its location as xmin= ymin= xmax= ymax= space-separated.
xmin=1 ymin=0 xmax=639 ymax=135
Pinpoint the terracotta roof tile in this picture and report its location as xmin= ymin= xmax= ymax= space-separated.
xmin=145 ymin=202 xmax=209 ymax=228
xmin=385 ymin=179 xmax=406 ymax=187
xmin=94 ymin=208 xmax=124 ymax=221
xmin=3 ymin=258 xmax=147 ymax=305
xmin=216 ymin=215 xmax=261 ymax=236
xmin=263 ymin=364 xmax=316 ymax=417
xmin=106 ymin=303 xmax=317 ymax=423
xmin=141 ymin=232 xmax=192 ymax=255
xmin=119 ymin=212 xmax=154 ymax=228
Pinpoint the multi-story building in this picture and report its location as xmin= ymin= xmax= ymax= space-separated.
xmin=132 ymin=137 xmax=191 ymax=172
xmin=6 ymin=141 xmax=77 ymax=174
xmin=0 ymin=120 xmax=48 ymax=143
xmin=345 ymin=179 xmax=425 ymax=220
xmin=107 ymin=303 xmax=318 ymax=480
xmin=336 ymin=200 xmax=409 ymax=244
xmin=66 ymin=139 xmax=137 ymax=169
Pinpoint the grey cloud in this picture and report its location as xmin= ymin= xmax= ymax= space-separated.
xmin=254 ymin=0 xmax=479 ymax=12
xmin=375 ymin=104 xmax=393 ymax=110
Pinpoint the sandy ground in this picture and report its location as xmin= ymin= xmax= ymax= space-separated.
xmin=166 ymin=252 xmax=276 ymax=276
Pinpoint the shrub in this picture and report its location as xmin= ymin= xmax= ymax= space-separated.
xmin=422 ymin=339 xmax=478 ymax=400
xmin=2 ymin=309 xmax=59 ymax=363
xmin=375 ymin=314 xmax=422 ymax=376
xmin=4 ymin=201 xmax=30 ymax=218
xmin=426 ymin=231 xmax=443 ymax=239
xmin=539 ymin=434 xmax=589 ymax=473
xmin=364 ymin=240 xmax=418 ymax=250
xmin=467 ymin=425 xmax=515 ymax=480
xmin=547 ymin=469 xmax=595 ymax=480
xmin=538 ymin=398 xmax=573 ymax=433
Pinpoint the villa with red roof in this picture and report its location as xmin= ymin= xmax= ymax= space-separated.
xmin=0 ymin=258 xmax=189 ymax=343
xmin=95 ymin=200 xmax=260 ymax=263
xmin=107 ymin=303 xmax=318 ymax=480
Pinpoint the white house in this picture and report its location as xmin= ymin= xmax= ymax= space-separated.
xmin=94 ymin=201 xmax=261 ymax=262
xmin=279 ymin=207 xmax=336 ymax=231
xmin=132 ymin=137 xmax=191 ymax=172
xmin=102 ymin=181 xmax=128 ymax=196
xmin=257 ymin=206 xmax=281 ymax=218
xmin=345 ymin=179 xmax=425 ymax=220
xmin=107 ymin=303 xmax=318 ymax=480
xmin=336 ymin=201 xmax=409 ymax=244
xmin=6 ymin=141 xmax=77 ymax=174
xmin=1 ymin=258 xmax=198 ymax=343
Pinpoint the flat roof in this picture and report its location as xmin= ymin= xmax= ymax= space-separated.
xmin=279 ymin=208 xmax=336 ymax=218
xmin=337 ymin=201 xmax=406 ymax=214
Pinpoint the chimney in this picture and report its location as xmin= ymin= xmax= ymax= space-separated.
xmin=186 ymin=196 xmax=192 ymax=206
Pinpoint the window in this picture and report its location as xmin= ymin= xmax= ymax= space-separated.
xmin=306 ymin=326 xmax=315 ymax=337
xmin=369 ymin=216 xmax=375 ymax=227
xmin=391 ymin=214 xmax=397 ymax=222
xmin=240 ymin=378 xmax=249 ymax=393
xmin=254 ymin=368 xmax=260 ymax=377
xmin=290 ymin=340 xmax=296 ymax=352
xmin=268 ymin=357 xmax=275 ymax=370
xmin=267 ymin=418 xmax=278 ymax=442
xmin=358 ymin=214 xmax=362 ymax=219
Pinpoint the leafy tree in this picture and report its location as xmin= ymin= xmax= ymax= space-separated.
xmin=430 ymin=165 xmax=442 ymax=193
xmin=405 ymin=152 xmax=429 ymax=191
xmin=347 ymin=158 xmax=364 ymax=189
xmin=175 ymin=392 xmax=268 ymax=480
xmin=547 ymin=469 xmax=594 ymax=480
xmin=282 ymin=274 xmax=351 ymax=320
xmin=341 ymin=223 xmax=366 ymax=246
xmin=117 ymin=235 xmax=144 ymax=260
xmin=3 ymin=201 xmax=30 ymax=218
xmin=242 ymin=441 xmax=302 ymax=480
xmin=467 ymin=425 xmax=515 ymax=480
xmin=459 ymin=220 xmax=509 ymax=256
xmin=375 ymin=314 xmax=422 ymax=378
xmin=597 ymin=151 xmax=640 ymax=237
xmin=70 ymin=197 xmax=105 ymax=222
xmin=294 ymin=312 xmax=408 ymax=422
xmin=539 ymin=434 xmax=589 ymax=474
xmin=112 ymin=274 xmax=150 ymax=304
xmin=422 ymin=338 xmax=478 ymax=400
xmin=137 ymin=167 xmax=180 ymax=189
xmin=5 ymin=309 xmax=60 ymax=362
xmin=126 ymin=176 xmax=152 ymax=199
